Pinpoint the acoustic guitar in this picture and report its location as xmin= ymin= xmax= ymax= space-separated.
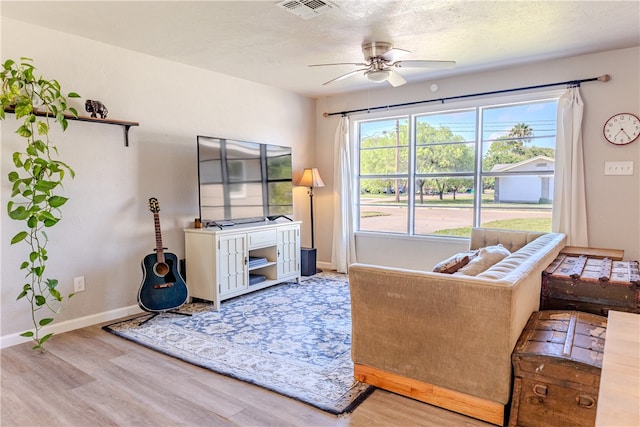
xmin=138 ymin=198 xmax=189 ymax=313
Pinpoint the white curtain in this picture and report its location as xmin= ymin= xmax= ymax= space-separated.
xmin=552 ymin=87 xmax=588 ymax=246
xmin=331 ymin=116 xmax=357 ymax=273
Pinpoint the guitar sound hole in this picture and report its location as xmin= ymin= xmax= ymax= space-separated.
xmin=154 ymin=262 xmax=170 ymax=277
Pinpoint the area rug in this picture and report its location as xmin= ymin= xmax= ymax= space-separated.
xmin=103 ymin=272 xmax=372 ymax=414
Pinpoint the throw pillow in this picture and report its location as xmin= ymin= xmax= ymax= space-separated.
xmin=456 ymin=244 xmax=511 ymax=276
xmin=433 ymin=250 xmax=479 ymax=274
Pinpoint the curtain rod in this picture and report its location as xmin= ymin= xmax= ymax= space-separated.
xmin=322 ymin=74 xmax=610 ymax=118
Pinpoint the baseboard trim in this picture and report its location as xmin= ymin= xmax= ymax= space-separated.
xmin=354 ymin=363 xmax=505 ymax=426
xmin=0 ymin=305 xmax=143 ymax=349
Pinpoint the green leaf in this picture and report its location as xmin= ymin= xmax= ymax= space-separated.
xmin=33 ymin=194 xmax=47 ymax=204
xmin=20 ymin=331 xmax=34 ymax=338
xmin=14 ymin=102 xmax=32 ymax=117
xmin=27 ymin=215 xmax=38 ymax=229
xmin=7 ymin=171 xmax=19 ymax=182
xmin=12 ymin=152 xmax=23 ymax=168
xmin=48 ymin=195 xmax=68 ymax=208
xmin=9 ymin=205 xmax=29 ymax=220
xmin=16 ymin=124 xmax=32 ymax=138
xmin=32 ymin=266 xmax=44 ymax=277
xmin=50 ymin=288 xmax=62 ymax=301
xmin=39 ymin=318 xmax=54 ymax=326
xmin=20 ymin=261 xmax=29 ymax=269
xmin=40 ymin=211 xmax=58 ymax=222
xmin=43 ymin=217 xmax=60 ymax=227
xmin=35 ymin=295 xmax=46 ymax=306
xmin=10 ymin=231 xmax=28 ymax=244
xmin=38 ymin=333 xmax=53 ymax=345
xmin=34 ymin=180 xmax=57 ymax=192
xmin=37 ymin=121 xmax=49 ymax=135
xmin=68 ymin=92 xmax=81 ymax=98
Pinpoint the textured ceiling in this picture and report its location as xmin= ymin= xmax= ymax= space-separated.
xmin=2 ymin=0 xmax=639 ymax=98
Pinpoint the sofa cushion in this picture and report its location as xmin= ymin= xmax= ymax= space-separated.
xmin=433 ymin=250 xmax=478 ymax=274
xmin=456 ymin=244 xmax=511 ymax=276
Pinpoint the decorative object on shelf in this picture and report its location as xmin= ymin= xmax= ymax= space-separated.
xmin=298 ymin=167 xmax=325 ymax=249
xmin=84 ymin=99 xmax=108 ymax=119
xmin=603 ymin=112 xmax=640 ymax=145
xmin=0 ymin=57 xmax=80 ymax=351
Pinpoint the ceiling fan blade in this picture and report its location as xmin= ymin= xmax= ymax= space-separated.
xmin=309 ymin=62 xmax=368 ymax=67
xmin=322 ymin=68 xmax=369 ymax=85
xmin=387 ymin=70 xmax=407 ymax=87
xmin=380 ymin=48 xmax=410 ymax=62
xmin=392 ymin=60 xmax=456 ymax=69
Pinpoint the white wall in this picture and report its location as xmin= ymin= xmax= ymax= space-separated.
xmin=315 ymin=47 xmax=640 ymax=269
xmin=1 ymin=18 xmax=316 ymax=345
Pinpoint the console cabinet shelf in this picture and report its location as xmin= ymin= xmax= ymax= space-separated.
xmin=184 ymin=221 xmax=301 ymax=309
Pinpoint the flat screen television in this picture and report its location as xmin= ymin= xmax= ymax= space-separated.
xmin=197 ymin=135 xmax=293 ymax=226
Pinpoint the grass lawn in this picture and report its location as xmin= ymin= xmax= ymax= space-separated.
xmin=433 ymin=218 xmax=552 ymax=236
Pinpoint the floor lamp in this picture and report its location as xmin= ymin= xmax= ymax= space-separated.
xmin=298 ymin=167 xmax=325 ymax=274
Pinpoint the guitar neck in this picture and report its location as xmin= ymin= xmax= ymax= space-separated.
xmin=153 ymin=212 xmax=165 ymax=263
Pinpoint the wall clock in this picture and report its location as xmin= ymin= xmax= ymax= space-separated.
xmin=603 ymin=113 xmax=640 ymax=145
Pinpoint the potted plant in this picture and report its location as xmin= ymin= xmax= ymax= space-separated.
xmin=1 ymin=57 xmax=80 ymax=351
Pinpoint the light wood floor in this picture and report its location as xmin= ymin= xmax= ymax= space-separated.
xmin=1 ymin=320 xmax=493 ymax=427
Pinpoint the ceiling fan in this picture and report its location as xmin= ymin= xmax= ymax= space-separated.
xmin=309 ymin=41 xmax=456 ymax=87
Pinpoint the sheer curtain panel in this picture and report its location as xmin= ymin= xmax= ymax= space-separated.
xmin=552 ymin=87 xmax=588 ymax=246
xmin=331 ymin=116 xmax=357 ymax=272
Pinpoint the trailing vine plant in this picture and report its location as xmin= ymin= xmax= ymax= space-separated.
xmin=0 ymin=57 xmax=80 ymax=351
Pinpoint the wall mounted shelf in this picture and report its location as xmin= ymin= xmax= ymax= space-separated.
xmin=5 ymin=108 xmax=139 ymax=146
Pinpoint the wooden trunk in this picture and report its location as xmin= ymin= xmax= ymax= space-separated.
xmin=541 ymin=254 xmax=639 ymax=316
xmin=509 ymin=311 xmax=607 ymax=427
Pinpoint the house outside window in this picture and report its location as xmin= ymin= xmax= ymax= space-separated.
xmin=356 ymin=93 xmax=560 ymax=237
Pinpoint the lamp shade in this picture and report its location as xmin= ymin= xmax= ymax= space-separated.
xmin=298 ymin=168 xmax=325 ymax=188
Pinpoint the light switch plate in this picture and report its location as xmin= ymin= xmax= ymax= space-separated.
xmin=604 ymin=161 xmax=634 ymax=176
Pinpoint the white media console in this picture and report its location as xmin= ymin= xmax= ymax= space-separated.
xmin=184 ymin=221 xmax=301 ymax=309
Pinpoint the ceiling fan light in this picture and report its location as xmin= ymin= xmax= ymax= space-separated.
xmin=366 ymin=69 xmax=390 ymax=83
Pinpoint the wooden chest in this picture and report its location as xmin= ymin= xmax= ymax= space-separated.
xmin=509 ymin=311 xmax=607 ymax=427
xmin=541 ymin=254 xmax=640 ymax=316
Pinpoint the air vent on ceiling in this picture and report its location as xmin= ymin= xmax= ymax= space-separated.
xmin=276 ymin=0 xmax=337 ymax=20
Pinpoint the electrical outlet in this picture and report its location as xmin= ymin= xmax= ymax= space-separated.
xmin=73 ymin=276 xmax=85 ymax=292
xmin=604 ymin=161 xmax=634 ymax=176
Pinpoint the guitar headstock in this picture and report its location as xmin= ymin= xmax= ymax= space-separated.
xmin=148 ymin=197 xmax=160 ymax=214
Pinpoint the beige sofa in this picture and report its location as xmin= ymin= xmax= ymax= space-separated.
xmin=348 ymin=228 xmax=566 ymax=425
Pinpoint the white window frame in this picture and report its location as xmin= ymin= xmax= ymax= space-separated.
xmin=352 ymin=89 xmax=564 ymax=237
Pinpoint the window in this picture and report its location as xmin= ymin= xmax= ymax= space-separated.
xmin=356 ymin=94 xmax=559 ymax=237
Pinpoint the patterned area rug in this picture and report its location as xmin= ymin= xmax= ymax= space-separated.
xmin=103 ymin=272 xmax=372 ymax=414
